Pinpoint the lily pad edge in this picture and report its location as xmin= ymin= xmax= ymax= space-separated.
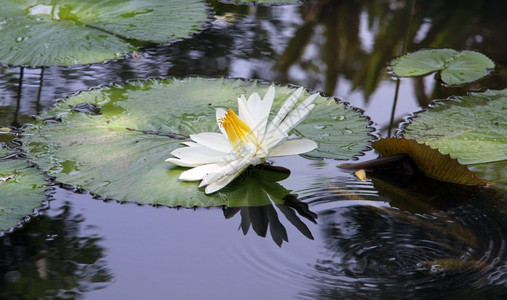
xmin=18 ymin=76 xmax=376 ymax=208
xmin=0 ymin=1 xmax=215 ymax=68
xmin=0 ymin=149 xmax=53 ymax=237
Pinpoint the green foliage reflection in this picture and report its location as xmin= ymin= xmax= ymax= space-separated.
xmin=0 ymin=202 xmax=112 ymax=299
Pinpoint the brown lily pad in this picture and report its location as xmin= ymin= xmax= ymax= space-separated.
xmin=372 ymin=138 xmax=488 ymax=186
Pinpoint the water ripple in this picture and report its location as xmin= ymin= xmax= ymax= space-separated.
xmin=300 ymin=189 xmax=507 ymax=299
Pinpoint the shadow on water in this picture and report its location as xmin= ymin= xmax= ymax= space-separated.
xmin=0 ymin=199 xmax=113 ymax=299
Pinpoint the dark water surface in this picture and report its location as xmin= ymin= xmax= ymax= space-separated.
xmin=1 ymin=1 xmax=506 ymax=299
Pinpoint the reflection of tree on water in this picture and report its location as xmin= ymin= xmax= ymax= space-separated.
xmin=0 ymin=201 xmax=112 ymax=299
xmin=1 ymin=0 xmax=504 ymax=134
xmin=275 ymin=0 xmax=506 ymax=101
xmin=221 ymin=166 xmax=318 ymax=247
xmin=303 ymin=185 xmax=507 ymax=299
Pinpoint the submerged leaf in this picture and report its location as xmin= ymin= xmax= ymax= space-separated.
xmin=0 ymin=148 xmax=47 ymax=233
xmin=391 ymin=49 xmax=495 ymax=85
xmin=366 ymin=169 xmax=484 ymax=213
xmin=416 ymin=259 xmax=491 ymax=275
xmin=372 ymin=138 xmax=487 ymax=186
xmin=404 ymin=89 xmax=507 ymax=164
xmin=21 ymin=77 xmax=371 ymax=207
xmin=0 ymin=0 xmax=209 ymax=66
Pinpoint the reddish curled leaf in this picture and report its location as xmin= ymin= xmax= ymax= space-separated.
xmin=372 ymin=138 xmax=488 ymax=186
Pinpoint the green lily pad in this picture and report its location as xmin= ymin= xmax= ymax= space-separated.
xmin=403 ymin=89 xmax=507 ymax=165
xmin=0 ymin=0 xmax=209 ymax=66
xmin=21 ymin=77 xmax=371 ymax=207
xmin=469 ymin=160 xmax=507 ymax=193
xmin=391 ymin=49 xmax=495 ymax=85
xmin=0 ymin=148 xmax=47 ymax=233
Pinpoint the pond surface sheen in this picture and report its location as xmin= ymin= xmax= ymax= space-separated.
xmin=1 ymin=0 xmax=506 ymax=299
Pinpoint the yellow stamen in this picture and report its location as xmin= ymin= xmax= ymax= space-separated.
xmin=219 ymin=109 xmax=257 ymax=153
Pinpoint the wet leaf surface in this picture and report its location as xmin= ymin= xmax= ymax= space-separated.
xmin=0 ymin=0 xmax=209 ymax=66
xmin=21 ymin=77 xmax=371 ymax=207
xmin=403 ymin=89 xmax=507 ymax=164
xmin=0 ymin=147 xmax=47 ymax=233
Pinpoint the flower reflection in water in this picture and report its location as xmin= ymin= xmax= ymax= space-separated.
xmin=221 ymin=165 xmax=317 ymax=247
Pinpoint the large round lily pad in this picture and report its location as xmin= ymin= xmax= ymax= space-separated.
xmin=0 ymin=148 xmax=47 ymax=233
xmin=21 ymin=77 xmax=371 ymax=207
xmin=403 ymin=89 xmax=507 ymax=165
xmin=0 ymin=0 xmax=209 ymax=66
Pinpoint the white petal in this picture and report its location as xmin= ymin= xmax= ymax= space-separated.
xmin=181 ymin=141 xmax=198 ymax=147
xmin=170 ymin=145 xmax=236 ymax=165
xmin=301 ymin=92 xmax=319 ymax=107
xmin=261 ymin=94 xmax=317 ymax=151
xmin=216 ymin=108 xmax=228 ymax=137
xmin=165 ymin=157 xmax=199 ymax=168
xmin=261 ymin=130 xmax=287 ymax=151
xmin=278 ymin=103 xmax=315 ymax=134
xmin=237 ymin=95 xmax=256 ymax=129
xmin=199 ymin=143 xmax=256 ymax=187
xmin=278 ymin=93 xmax=318 ymax=133
xmin=247 ymin=91 xmax=262 ymax=113
xmin=190 ymin=132 xmax=232 ymax=153
xmin=252 ymin=86 xmax=275 ymax=141
xmin=267 ymin=87 xmax=303 ymax=132
xmin=268 ymin=139 xmax=317 ymax=157
xmin=204 ymin=167 xmax=248 ymax=194
xmin=246 ymin=92 xmax=264 ymax=127
xmin=262 ymin=86 xmax=275 ymax=109
xmin=179 ymin=164 xmax=222 ymax=181
xmin=199 ymin=164 xmax=237 ymax=188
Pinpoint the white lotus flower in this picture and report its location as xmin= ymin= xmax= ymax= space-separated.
xmin=166 ymin=86 xmax=319 ymax=194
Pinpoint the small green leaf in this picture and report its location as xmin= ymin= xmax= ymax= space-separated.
xmin=391 ymin=49 xmax=495 ymax=85
xmin=404 ymin=89 xmax=507 ymax=165
xmin=0 ymin=148 xmax=47 ymax=233
xmin=21 ymin=77 xmax=371 ymax=207
xmin=392 ymin=49 xmax=458 ymax=77
xmin=0 ymin=0 xmax=209 ymax=66
xmin=441 ymin=51 xmax=495 ymax=84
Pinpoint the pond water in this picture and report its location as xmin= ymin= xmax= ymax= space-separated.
xmin=1 ymin=0 xmax=506 ymax=299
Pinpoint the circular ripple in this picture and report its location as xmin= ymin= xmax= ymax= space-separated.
xmin=301 ymin=188 xmax=507 ymax=299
